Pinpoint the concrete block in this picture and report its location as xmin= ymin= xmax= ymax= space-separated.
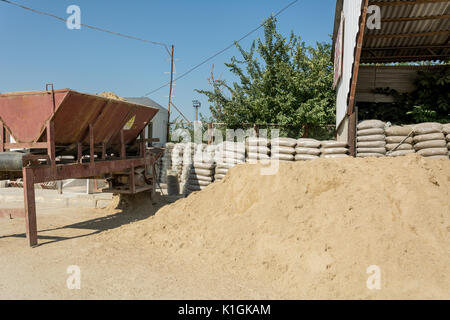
xmin=96 ymin=199 xmax=112 ymax=209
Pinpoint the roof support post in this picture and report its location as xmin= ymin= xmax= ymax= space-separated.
xmin=347 ymin=0 xmax=369 ymax=156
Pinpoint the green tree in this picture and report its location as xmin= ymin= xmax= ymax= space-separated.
xmin=196 ymin=17 xmax=336 ymax=138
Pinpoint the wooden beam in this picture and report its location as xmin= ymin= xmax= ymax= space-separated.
xmin=382 ymin=14 xmax=450 ymax=22
xmin=370 ymin=0 xmax=450 ymax=6
xmin=362 ymin=54 xmax=449 ymax=61
xmin=365 ymin=31 xmax=450 ymax=39
xmin=362 ymin=44 xmax=450 ymax=51
xmin=347 ymin=0 xmax=369 ymax=157
xmin=348 ymin=0 xmax=369 ymax=116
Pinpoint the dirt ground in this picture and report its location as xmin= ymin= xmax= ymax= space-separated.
xmin=0 ymin=155 xmax=449 ymax=300
xmin=0 ymin=194 xmax=270 ymax=299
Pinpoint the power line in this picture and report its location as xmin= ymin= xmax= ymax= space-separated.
xmin=0 ymin=0 xmax=171 ymax=56
xmin=144 ymin=0 xmax=299 ymax=96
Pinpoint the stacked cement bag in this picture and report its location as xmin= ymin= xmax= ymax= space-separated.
xmin=246 ymin=137 xmax=270 ymax=162
xmin=214 ymin=142 xmax=245 ymax=180
xmin=413 ymin=123 xmax=447 ymax=159
xmin=443 ymin=124 xmax=450 ymax=158
xmin=204 ymin=144 xmax=216 ymax=163
xmin=385 ymin=125 xmax=415 ymax=157
xmin=185 ymin=160 xmax=215 ymax=196
xmin=320 ymin=141 xmax=349 ymax=158
xmin=214 ymin=163 xmax=235 ymax=181
xmin=356 ymin=120 xmax=386 ymax=158
xmin=270 ymin=138 xmax=297 ymax=161
xmin=167 ymin=170 xmax=180 ymax=196
xmin=180 ymin=143 xmax=196 ymax=193
xmin=159 ymin=143 xmax=174 ymax=184
xmin=295 ymin=138 xmax=321 ymax=161
xmin=171 ymin=143 xmax=184 ymax=179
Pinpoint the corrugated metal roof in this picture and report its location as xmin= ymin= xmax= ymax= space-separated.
xmin=124 ymin=97 xmax=168 ymax=113
xmin=361 ymin=0 xmax=450 ymax=63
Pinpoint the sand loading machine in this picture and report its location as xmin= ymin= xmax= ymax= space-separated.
xmin=0 ymin=86 xmax=163 ymax=246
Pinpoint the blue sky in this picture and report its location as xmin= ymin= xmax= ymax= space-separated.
xmin=0 ymin=0 xmax=336 ymax=121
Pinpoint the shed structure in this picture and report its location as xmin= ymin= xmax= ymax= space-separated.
xmin=332 ymin=0 xmax=450 ymax=155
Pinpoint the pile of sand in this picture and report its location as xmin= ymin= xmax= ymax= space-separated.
xmin=107 ymin=155 xmax=450 ymax=299
xmin=97 ymin=92 xmax=125 ymax=101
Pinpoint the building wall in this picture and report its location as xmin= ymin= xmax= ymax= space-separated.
xmin=151 ymin=106 xmax=168 ymax=146
xmin=125 ymin=97 xmax=168 ymax=146
xmin=335 ymin=0 xmax=363 ymax=131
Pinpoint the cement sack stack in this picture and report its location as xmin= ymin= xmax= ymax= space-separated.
xmin=180 ymin=143 xmax=196 ymax=194
xmin=320 ymin=141 xmax=349 ymax=158
xmin=185 ymin=160 xmax=215 ymax=196
xmin=167 ymin=170 xmax=180 ymax=196
xmin=356 ymin=120 xmax=386 ymax=158
xmin=295 ymin=138 xmax=321 ymax=161
xmin=171 ymin=143 xmax=184 ymax=179
xmin=159 ymin=143 xmax=174 ymax=184
xmin=246 ymin=137 xmax=270 ymax=162
xmin=385 ymin=125 xmax=415 ymax=157
xmin=413 ymin=123 xmax=447 ymax=159
xmin=214 ymin=142 xmax=245 ymax=181
xmin=443 ymin=124 xmax=450 ymax=159
xmin=270 ymin=138 xmax=297 ymax=161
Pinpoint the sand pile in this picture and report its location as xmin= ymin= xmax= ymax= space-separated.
xmin=127 ymin=155 xmax=450 ymax=299
xmin=214 ymin=142 xmax=245 ymax=181
xmin=97 ymin=92 xmax=125 ymax=101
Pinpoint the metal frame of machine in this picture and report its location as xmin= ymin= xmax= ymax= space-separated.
xmin=0 ymin=86 xmax=163 ymax=247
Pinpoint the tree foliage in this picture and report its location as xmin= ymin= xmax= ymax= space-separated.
xmin=196 ymin=17 xmax=336 ymax=138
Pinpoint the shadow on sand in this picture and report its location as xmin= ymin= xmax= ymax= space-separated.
xmin=0 ymin=193 xmax=183 ymax=247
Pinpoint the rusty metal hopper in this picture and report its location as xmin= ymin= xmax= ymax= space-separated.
xmin=0 ymin=89 xmax=159 ymax=150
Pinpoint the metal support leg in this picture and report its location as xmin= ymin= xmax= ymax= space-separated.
xmin=57 ymin=180 xmax=63 ymax=194
xmin=89 ymin=124 xmax=95 ymax=166
xmin=120 ymin=130 xmax=126 ymax=159
xmin=23 ymin=168 xmax=38 ymax=247
xmin=77 ymin=142 xmax=83 ymax=163
xmin=46 ymin=121 xmax=56 ymax=167
xmin=0 ymin=121 xmax=4 ymax=152
xmin=129 ymin=165 xmax=136 ymax=194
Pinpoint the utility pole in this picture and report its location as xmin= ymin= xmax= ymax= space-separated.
xmin=167 ymin=45 xmax=174 ymax=142
xmin=192 ymin=100 xmax=201 ymax=122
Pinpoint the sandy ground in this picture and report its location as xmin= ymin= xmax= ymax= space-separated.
xmin=0 ymin=155 xmax=449 ymax=300
xmin=0 ymin=194 xmax=268 ymax=299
